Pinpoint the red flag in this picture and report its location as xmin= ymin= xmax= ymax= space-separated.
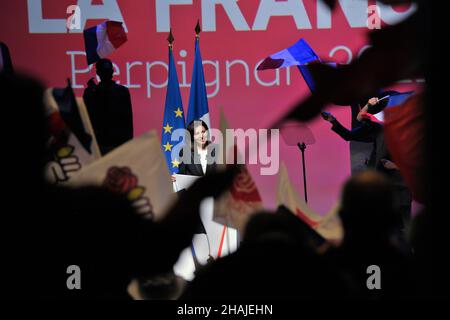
xmin=384 ymin=92 xmax=425 ymax=203
xmin=230 ymin=166 xmax=262 ymax=203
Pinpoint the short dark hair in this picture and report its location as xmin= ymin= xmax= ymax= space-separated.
xmin=96 ymin=58 xmax=113 ymax=71
xmin=95 ymin=59 xmax=114 ymax=80
xmin=340 ymin=170 xmax=401 ymax=235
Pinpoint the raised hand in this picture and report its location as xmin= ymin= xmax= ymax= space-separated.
xmin=321 ymin=111 xmax=336 ymax=123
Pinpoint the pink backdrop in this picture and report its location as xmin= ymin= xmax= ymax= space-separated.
xmin=0 ymin=0 xmax=420 ymax=213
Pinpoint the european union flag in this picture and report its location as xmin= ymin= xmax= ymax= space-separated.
xmin=187 ymin=36 xmax=210 ymax=128
xmin=162 ymin=45 xmax=185 ymax=174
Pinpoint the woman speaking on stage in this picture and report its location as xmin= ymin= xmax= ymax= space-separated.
xmin=172 ymin=120 xmax=217 ymax=181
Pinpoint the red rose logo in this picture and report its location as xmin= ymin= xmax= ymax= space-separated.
xmin=230 ymin=167 xmax=262 ymax=203
xmin=47 ymin=111 xmax=70 ymax=150
xmin=103 ymin=166 xmax=138 ymax=194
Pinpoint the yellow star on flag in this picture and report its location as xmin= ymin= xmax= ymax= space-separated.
xmin=163 ymin=123 xmax=173 ymax=134
xmin=174 ymin=107 xmax=183 ymax=118
xmin=171 ymin=159 xmax=180 ymax=168
xmin=163 ymin=141 xmax=173 ymax=152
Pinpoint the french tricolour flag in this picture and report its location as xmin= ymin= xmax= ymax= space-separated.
xmin=83 ymin=21 xmax=127 ymax=65
xmin=257 ymin=38 xmax=331 ymax=93
xmin=257 ymin=38 xmax=319 ymax=70
xmin=372 ymin=91 xmax=415 ymax=123
xmin=385 ymin=91 xmax=415 ymax=109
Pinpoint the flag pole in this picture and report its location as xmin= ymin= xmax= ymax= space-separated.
xmin=169 ymin=28 xmax=200 ymax=270
xmin=190 ymin=22 xmax=207 ymax=270
xmin=167 ymin=28 xmax=174 ymax=49
xmin=195 ymin=19 xmax=201 ymax=40
xmin=167 ymin=29 xmax=179 ymax=193
xmin=297 ymin=142 xmax=308 ymax=203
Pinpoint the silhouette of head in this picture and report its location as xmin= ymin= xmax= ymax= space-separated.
xmin=96 ymin=58 xmax=114 ymax=82
xmin=0 ymin=73 xmax=46 ymax=187
xmin=243 ymin=210 xmax=310 ymax=247
xmin=339 ymin=170 xmax=400 ymax=242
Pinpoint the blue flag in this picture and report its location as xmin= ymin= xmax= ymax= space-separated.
xmin=257 ymin=38 xmax=319 ymax=70
xmin=298 ymin=65 xmax=316 ymax=93
xmin=385 ymin=91 xmax=415 ymax=109
xmin=298 ymin=61 xmax=337 ymax=93
xmin=257 ymin=38 xmax=330 ymax=93
xmin=162 ymin=47 xmax=186 ymax=174
xmin=187 ymin=38 xmax=210 ymax=128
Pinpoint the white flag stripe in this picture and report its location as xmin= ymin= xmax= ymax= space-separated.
xmin=96 ymin=22 xmax=116 ymax=58
xmin=270 ymin=48 xmax=298 ymax=68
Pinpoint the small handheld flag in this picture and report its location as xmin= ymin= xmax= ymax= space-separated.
xmin=257 ymin=38 xmax=334 ymax=93
xmin=83 ymin=20 xmax=127 ymax=65
xmin=257 ymin=38 xmax=319 ymax=70
xmin=385 ymin=91 xmax=415 ymax=109
xmin=52 ymin=79 xmax=93 ymax=153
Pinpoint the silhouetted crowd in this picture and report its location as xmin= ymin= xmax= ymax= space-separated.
xmin=0 ymin=72 xmax=430 ymax=300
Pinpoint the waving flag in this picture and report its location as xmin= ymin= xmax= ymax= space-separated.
xmin=257 ymin=38 xmax=332 ymax=93
xmin=364 ymin=91 xmax=415 ymax=123
xmin=83 ymin=20 xmax=127 ymax=65
xmin=384 ymin=91 xmax=415 ymax=109
xmin=0 ymin=42 xmax=13 ymax=74
xmin=213 ymin=109 xmax=263 ymax=233
xmin=257 ymin=38 xmax=319 ymax=70
xmin=69 ymin=131 xmax=175 ymax=221
xmin=43 ymin=86 xmax=101 ymax=185
xmin=276 ymin=162 xmax=343 ymax=243
xmin=186 ymin=23 xmax=210 ymax=128
xmin=162 ymin=33 xmax=186 ymax=174
xmin=384 ymin=92 xmax=425 ymax=203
